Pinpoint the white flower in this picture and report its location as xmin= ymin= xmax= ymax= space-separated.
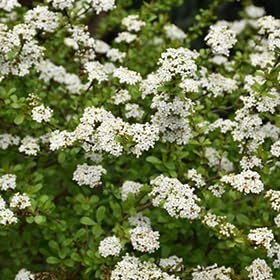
xmin=124 ymin=103 xmax=144 ymax=120
xmin=159 ymin=256 xmax=184 ymax=272
xmin=111 ymin=254 xmax=180 ymax=280
xmin=0 ymin=208 xmax=17 ymax=225
xmin=129 ymin=225 xmax=160 ymax=253
xmin=248 ymin=227 xmax=274 ymax=249
xmin=150 ymin=175 xmax=201 ymax=219
xmin=221 ymin=170 xmax=264 ymax=194
xmin=113 ymin=66 xmax=142 ymax=85
xmin=265 ymin=190 xmax=280 ymax=211
xmin=246 ymin=258 xmax=274 ymax=280
xmin=128 ymin=213 xmax=151 ymax=228
xmin=0 ymin=134 xmax=20 ymax=150
xmin=73 ymin=163 xmax=106 ymax=188
xmin=19 ymin=136 xmax=40 ymax=156
xmin=271 ymin=140 xmax=280 ymax=157
xmin=98 ymin=236 xmax=122 ymax=257
xmin=274 ymin=214 xmax=280 ymax=228
xmin=0 ymin=0 xmax=20 ymax=11
xmin=10 ymin=193 xmax=31 ymax=209
xmin=164 ymin=24 xmax=186 ymax=41
xmin=15 ymin=268 xmax=35 ymax=280
xmin=188 ymin=169 xmax=206 ymax=188
xmin=84 ymin=61 xmax=108 ymax=84
xmin=31 ymin=104 xmax=53 ymax=123
xmin=0 ymin=174 xmax=16 ymax=191
xmin=121 ymin=180 xmax=143 ymax=201
xmin=192 ymin=264 xmax=232 ymax=280
xmin=122 ymin=15 xmax=145 ymax=32
xmin=245 ymin=5 xmax=265 ymax=18
xmin=205 ymin=24 xmax=237 ymax=56
xmin=46 ymin=0 xmax=74 ymax=10
xmin=112 ymin=89 xmax=131 ymax=105
xmin=90 ymin=0 xmax=116 ymax=14
xmin=24 ymin=6 xmax=60 ymax=32
xmin=115 ymin=32 xmax=137 ymax=44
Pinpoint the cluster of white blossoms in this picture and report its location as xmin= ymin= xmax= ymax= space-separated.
xmin=0 ymin=0 xmax=20 ymax=11
xmin=202 ymin=212 xmax=237 ymax=238
xmin=72 ymin=164 xmax=106 ymax=188
xmin=205 ymin=23 xmax=237 ymax=56
xmin=129 ymin=225 xmax=160 ymax=253
xmin=248 ymin=227 xmax=274 ymax=250
xmin=150 ymin=175 xmax=201 ymax=219
xmin=18 ymin=136 xmax=40 ymax=156
xmin=110 ymin=254 xmax=180 ymax=280
xmin=121 ymin=180 xmax=143 ymax=201
xmin=246 ymin=258 xmax=274 ymax=280
xmin=192 ymin=264 xmax=232 ymax=280
xmin=0 ymin=134 xmax=20 ymax=150
xmin=159 ymin=256 xmax=184 ymax=272
xmin=270 ymin=140 xmax=280 ymax=157
xmin=15 ymin=268 xmax=35 ymax=280
xmin=265 ymin=190 xmax=280 ymax=212
xmin=221 ymin=170 xmax=264 ymax=194
xmin=121 ymin=15 xmax=146 ymax=32
xmin=98 ymin=235 xmax=122 ymax=258
xmin=31 ymin=104 xmax=53 ymax=123
xmin=0 ymin=174 xmax=31 ymax=225
xmin=187 ymin=169 xmax=206 ymax=188
xmin=164 ymin=24 xmax=186 ymax=41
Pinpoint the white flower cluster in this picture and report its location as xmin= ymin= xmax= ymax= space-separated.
xmin=46 ymin=0 xmax=74 ymax=10
xmin=122 ymin=15 xmax=146 ymax=32
xmin=0 ymin=174 xmax=16 ymax=191
xmin=187 ymin=169 xmax=206 ymax=188
xmin=10 ymin=192 xmax=31 ymax=209
xmin=31 ymin=104 xmax=53 ymax=123
xmin=113 ymin=66 xmax=142 ymax=85
xmin=129 ymin=225 xmax=160 ymax=253
xmin=0 ymin=134 xmax=20 ymax=150
xmin=271 ymin=140 xmax=280 ymax=157
xmin=246 ymin=258 xmax=274 ymax=280
xmin=159 ymin=256 xmax=184 ymax=272
xmin=221 ymin=170 xmax=264 ymax=194
xmin=36 ymin=60 xmax=86 ymax=94
xmin=15 ymin=268 xmax=35 ymax=280
xmin=265 ymin=190 xmax=280 ymax=212
xmin=202 ymin=212 xmax=237 ymax=237
xmin=121 ymin=180 xmax=143 ymax=201
xmin=124 ymin=103 xmax=144 ymax=120
xmin=0 ymin=174 xmax=31 ymax=225
xmin=245 ymin=5 xmax=265 ymax=18
xmin=115 ymin=32 xmax=137 ymax=44
xmin=18 ymin=136 xmax=40 ymax=156
xmin=111 ymin=254 xmax=180 ymax=280
xmin=111 ymin=89 xmax=131 ymax=105
xmin=87 ymin=0 xmax=116 ymax=14
xmin=164 ymin=24 xmax=186 ymax=41
xmin=192 ymin=264 xmax=232 ymax=280
xmin=72 ymin=163 xmax=107 ymax=188
xmin=0 ymin=0 xmax=20 ymax=11
xmin=98 ymin=235 xmax=122 ymax=257
xmin=150 ymin=175 xmax=201 ymax=219
xmin=128 ymin=213 xmax=151 ymax=228
xmin=248 ymin=227 xmax=274 ymax=249
xmin=24 ymin=6 xmax=60 ymax=33
xmin=205 ymin=23 xmax=237 ymax=56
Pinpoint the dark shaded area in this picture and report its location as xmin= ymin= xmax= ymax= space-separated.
xmin=171 ymin=0 xmax=279 ymax=29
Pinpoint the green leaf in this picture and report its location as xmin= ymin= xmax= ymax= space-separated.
xmin=96 ymin=206 xmax=106 ymax=223
xmin=80 ymin=216 xmax=95 ymax=226
xmin=14 ymin=114 xmax=25 ymax=125
xmin=46 ymin=256 xmax=60 ymax=264
xmin=146 ymin=156 xmax=161 ymax=165
xmin=34 ymin=215 xmax=46 ymax=224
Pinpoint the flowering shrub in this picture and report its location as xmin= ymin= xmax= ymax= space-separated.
xmin=0 ymin=0 xmax=279 ymax=279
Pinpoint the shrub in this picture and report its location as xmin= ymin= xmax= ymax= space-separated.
xmin=0 ymin=0 xmax=279 ymax=279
